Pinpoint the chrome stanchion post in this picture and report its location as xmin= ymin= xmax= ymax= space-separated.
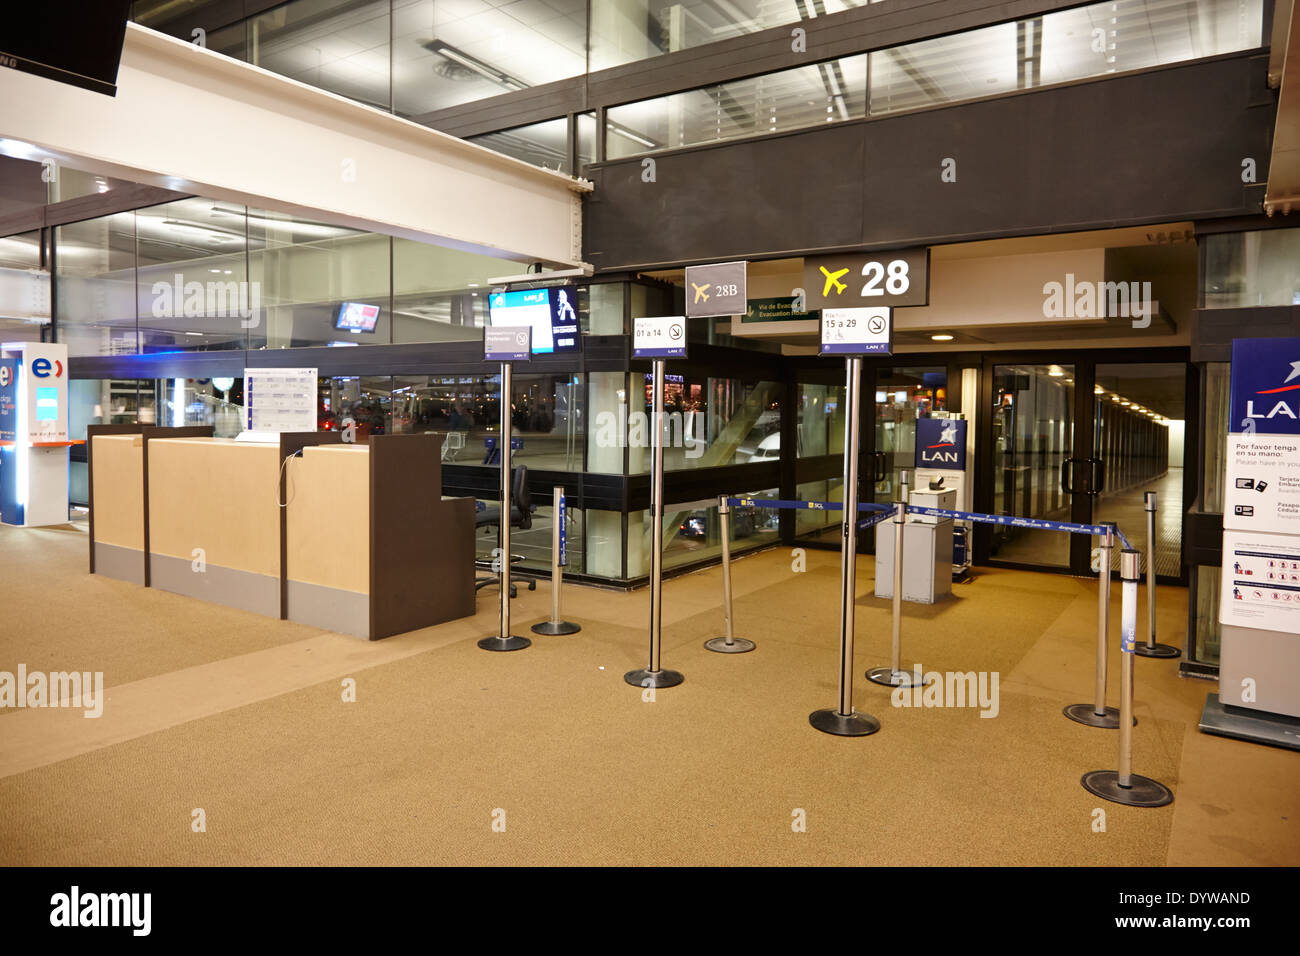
xmin=810 ymin=356 xmax=881 ymax=736
xmin=1082 ymin=548 xmax=1174 ymax=807
xmin=1135 ymin=491 xmax=1178 ymax=658
xmin=1065 ymin=523 xmax=1122 ymax=726
xmin=532 ymin=485 xmax=580 ymax=636
xmin=479 ymin=360 xmax=531 ymax=652
xmin=706 ymin=494 xmax=755 ymax=653
xmin=625 ymin=359 xmax=684 ymax=689
xmin=867 ymin=473 xmax=924 ymax=688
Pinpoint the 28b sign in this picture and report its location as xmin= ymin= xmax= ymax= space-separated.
xmin=803 ymin=247 xmax=929 ymax=310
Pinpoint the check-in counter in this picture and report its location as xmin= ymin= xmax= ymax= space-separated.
xmin=90 ymin=429 xmax=474 ymax=639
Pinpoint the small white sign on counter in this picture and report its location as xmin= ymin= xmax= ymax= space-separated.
xmin=245 ymin=367 xmax=317 ymax=434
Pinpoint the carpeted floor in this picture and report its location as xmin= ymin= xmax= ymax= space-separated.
xmin=1 ymin=521 xmax=1296 ymax=866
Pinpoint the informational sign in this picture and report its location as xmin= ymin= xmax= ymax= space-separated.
xmin=488 ymin=286 xmax=580 ymax=354
xmin=244 ymin=367 xmax=317 ymax=434
xmin=0 ymin=358 xmax=16 ymax=445
xmin=633 ymin=316 xmax=687 ymax=359
xmin=819 ymin=307 xmax=892 ymax=356
xmin=685 ymin=261 xmax=747 ymax=318
xmin=22 ymin=343 xmax=67 ymax=444
xmin=916 ymin=418 xmax=967 ymax=470
xmin=803 ymin=247 xmax=929 ymax=310
xmin=1220 ymin=530 xmax=1300 ymax=633
xmin=742 ymin=296 xmax=818 ymax=324
xmin=1223 ymin=338 xmax=1300 ymax=535
xmin=484 ymin=325 xmax=532 ymax=362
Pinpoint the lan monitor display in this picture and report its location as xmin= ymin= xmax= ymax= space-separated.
xmin=487 ymin=285 xmax=581 ymax=355
xmin=336 ymin=301 xmax=381 ymax=333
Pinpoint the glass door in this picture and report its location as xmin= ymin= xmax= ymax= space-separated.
xmin=987 ymin=363 xmax=1077 ymax=569
xmin=1091 ymin=363 xmax=1187 ymax=582
xmin=870 ymin=366 xmax=948 ymax=506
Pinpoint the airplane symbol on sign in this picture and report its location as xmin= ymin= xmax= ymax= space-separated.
xmin=819 ymin=266 xmax=849 ymax=297
xmin=692 ymin=282 xmax=711 ymax=304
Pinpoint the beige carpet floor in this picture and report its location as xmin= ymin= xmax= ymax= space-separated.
xmin=0 ymin=521 xmax=1296 ymax=866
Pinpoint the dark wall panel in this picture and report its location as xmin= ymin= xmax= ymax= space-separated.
xmin=584 ymin=53 xmax=1276 ymax=271
xmin=585 ymin=122 xmax=865 ymax=269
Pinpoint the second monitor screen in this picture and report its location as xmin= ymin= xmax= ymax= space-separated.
xmin=488 ymin=285 xmax=580 ymax=354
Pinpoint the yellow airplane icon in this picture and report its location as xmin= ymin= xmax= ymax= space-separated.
xmin=692 ymin=282 xmax=711 ymax=304
xmin=820 ymin=266 xmax=849 ymax=297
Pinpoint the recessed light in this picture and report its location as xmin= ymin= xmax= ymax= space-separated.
xmin=931 ymin=333 xmax=954 ymax=342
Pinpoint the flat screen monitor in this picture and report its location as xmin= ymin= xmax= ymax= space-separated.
xmin=336 ymin=302 xmax=381 ymax=333
xmin=487 ymin=285 xmax=581 ymax=355
xmin=3 ymin=2 xmax=134 ymax=97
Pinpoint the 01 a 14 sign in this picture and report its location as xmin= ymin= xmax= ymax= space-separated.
xmin=1222 ymin=338 xmax=1300 ymax=535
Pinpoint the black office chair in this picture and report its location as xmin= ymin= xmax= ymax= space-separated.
xmin=475 ymin=465 xmax=538 ymax=598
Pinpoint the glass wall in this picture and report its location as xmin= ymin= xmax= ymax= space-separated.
xmin=606 ymin=55 xmax=868 ymax=158
xmin=132 ymin=0 xmax=1263 ymax=169
xmin=54 ymin=205 xmax=523 ymax=356
xmin=608 ymin=0 xmax=1264 ymax=157
xmin=135 ymin=199 xmax=252 ymax=352
xmin=54 ymin=213 xmax=137 ymax=357
xmin=798 ymin=382 xmax=845 ymax=458
xmin=589 ymin=0 xmax=868 ymax=72
xmin=625 ymin=376 xmax=782 ymax=473
xmin=1202 ymin=228 xmax=1300 ymax=309
xmin=469 ymin=118 xmax=571 ymax=173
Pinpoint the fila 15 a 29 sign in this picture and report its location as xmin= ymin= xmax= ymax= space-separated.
xmin=803 ymin=247 xmax=929 ymax=311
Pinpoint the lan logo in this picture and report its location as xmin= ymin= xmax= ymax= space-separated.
xmin=819 ymin=266 xmax=849 ymax=297
xmin=927 ymin=421 xmax=959 ymax=449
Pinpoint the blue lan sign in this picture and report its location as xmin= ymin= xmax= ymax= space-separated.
xmin=916 ymin=418 xmax=967 ymax=470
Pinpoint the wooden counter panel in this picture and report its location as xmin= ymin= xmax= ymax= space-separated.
xmin=286 ymin=444 xmax=369 ymax=594
xmin=147 ymin=438 xmax=281 ymax=576
xmin=90 ymin=435 xmax=144 ymax=550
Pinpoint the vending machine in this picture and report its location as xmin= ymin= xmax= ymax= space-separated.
xmin=0 ymin=342 xmax=71 ymax=527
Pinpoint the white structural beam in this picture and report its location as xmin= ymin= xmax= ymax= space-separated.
xmin=0 ymin=24 xmax=590 ymax=266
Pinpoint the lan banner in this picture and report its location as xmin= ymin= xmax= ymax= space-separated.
xmin=1223 ymin=338 xmax=1300 ymax=534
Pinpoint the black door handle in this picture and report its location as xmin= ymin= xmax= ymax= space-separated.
xmin=873 ymin=450 xmax=886 ymax=483
xmin=1061 ymin=458 xmax=1076 ymax=495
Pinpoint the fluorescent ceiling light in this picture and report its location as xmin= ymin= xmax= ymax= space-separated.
xmin=423 ymin=40 xmax=528 ymax=93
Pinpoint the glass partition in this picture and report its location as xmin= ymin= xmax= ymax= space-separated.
xmin=393 ymin=0 xmax=586 ymax=116
xmin=248 ymin=209 xmax=391 ymax=348
xmin=469 ymin=118 xmax=571 ymax=172
xmin=607 ymin=55 xmax=868 ymax=158
xmin=135 ymin=198 xmax=251 ymax=353
xmin=54 ymin=213 xmax=138 ymax=356
xmin=798 ymin=382 xmax=845 ymax=458
xmin=250 ymin=0 xmax=393 ymax=111
xmin=1202 ymin=228 xmax=1300 ymax=309
xmin=589 ymin=0 xmax=867 ymax=72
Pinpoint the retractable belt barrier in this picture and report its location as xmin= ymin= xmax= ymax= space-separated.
xmin=723 ymin=497 xmax=892 ymax=513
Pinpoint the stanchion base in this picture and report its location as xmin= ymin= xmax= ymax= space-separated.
xmin=704 ymin=637 xmax=755 ymax=654
xmin=1063 ymin=703 xmax=1136 ymax=728
xmin=1134 ymin=642 xmax=1180 ymax=659
xmin=477 ymin=635 xmax=531 ymax=652
xmin=531 ymin=620 xmax=581 ymax=636
xmin=865 ymin=666 xmax=927 ymax=688
xmin=624 ymin=667 xmax=684 ymax=689
xmin=809 ymin=709 xmax=881 ymax=737
xmin=1080 ymin=770 xmax=1173 ymax=807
